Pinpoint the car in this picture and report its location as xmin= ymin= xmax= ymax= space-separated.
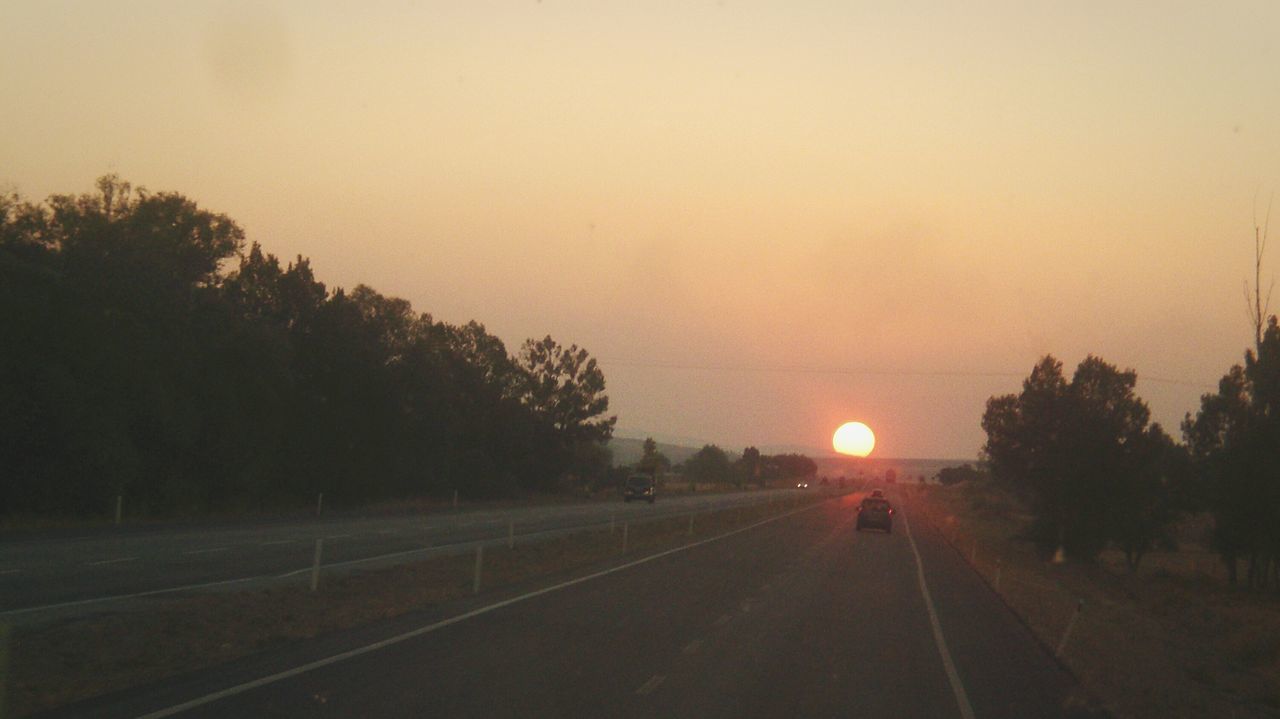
xmin=870 ymin=489 xmax=884 ymax=498
xmin=856 ymin=497 xmax=894 ymax=533
xmin=623 ymin=475 xmax=656 ymax=504
xmin=796 ymin=481 xmax=809 ymax=489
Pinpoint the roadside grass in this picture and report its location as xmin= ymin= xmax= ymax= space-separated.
xmin=5 ymin=492 xmax=828 ymax=717
xmin=912 ymin=482 xmax=1280 ymax=719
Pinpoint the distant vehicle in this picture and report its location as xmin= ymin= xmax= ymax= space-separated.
xmin=796 ymin=481 xmax=809 ymax=489
xmin=870 ymin=489 xmax=884 ymax=498
xmin=856 ymin=497 xmax=894 ymax=533
xmin=623 ymin=475 xmax=656 ymax=504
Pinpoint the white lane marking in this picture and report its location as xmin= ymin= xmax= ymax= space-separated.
xmin=902 ymin=511 xmax=976 ymax=719
xmin=0 ymin=575 xmax=262 ymax=617
xmin=0 ymin=569 xmax=23 ymax=575
xmin=713 ymin=614 xmax=732 ymax=627
xmin=133 ymin=502 xmax=823 ymax=719
xmin=183 ymin=547 xmax=229 ymax=555
xmin=87 ymin=557 xmax=138 ymax=566
xmin=682 ymin=639 xmax=703 ymax=654
xmin=260 ymin=540 xmax=295 ymax=547
xmin=635 ymin=675 xmax=666 ymax=695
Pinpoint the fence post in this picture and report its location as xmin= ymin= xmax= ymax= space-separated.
xmin=687 ymin=514 xmax=694 ymax=536
xmin=622 ymin=522 xmax=629 ymax=553
xmin=316 ymin=493 xmax=324 ymax=518
xmin=310 ymin=538 xmax=324 ymax=592
xmin=508 ymin=519 xmax=515 ymax=549
xmin=1056 ymin=600 xmax=1085 ymax=657
xmin=611 ymin=513 xmax=616 ymax=534
xmin=473 ymin=544 xmax=484 ymax=594
xmin=114 ymin=495 xmax=123 ymax=525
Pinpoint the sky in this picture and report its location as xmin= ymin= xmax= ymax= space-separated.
xmin=3 ymin=1 xmax=1279 ymax=459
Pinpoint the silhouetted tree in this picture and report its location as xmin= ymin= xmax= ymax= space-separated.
xmin=0 ymin=177 xmax=619 ymax=517
xmin=637 ymin=437 xmax=671 ymax=475
xmin=685 ymin=445 xmax=731 ymax=485
xmin=515 ymin=336 xmax=617 ymax=489
xmin=983 ymin=355 xmax=1178 ymax=563
xmin=1184 ymin=317 xmax=1280 ymax=587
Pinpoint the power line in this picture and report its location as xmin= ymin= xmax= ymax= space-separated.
xmin=598 ymin=358 xmax=1214 ymax=390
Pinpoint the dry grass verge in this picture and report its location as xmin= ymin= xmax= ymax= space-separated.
xmin=911 ymin=482 xmax=1280 ymax=719
xmin=5 ymin=494 xmax=827 ymax=717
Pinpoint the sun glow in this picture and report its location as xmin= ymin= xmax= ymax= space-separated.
xmin=833 ymin=422 xmax=875 ymax=457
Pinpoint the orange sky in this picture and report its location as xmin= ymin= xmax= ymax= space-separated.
xmin=4 ymin=1 xmax=1279 ymax=457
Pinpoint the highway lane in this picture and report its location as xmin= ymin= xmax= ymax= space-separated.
xmin=0 ymin=489 xmax=802 ymax=620
xmin=56 ymin=489 xmax=1105 ymax=718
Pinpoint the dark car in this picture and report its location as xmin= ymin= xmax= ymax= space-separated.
xmin=623 ymin=475 xmax=656 ymax=504
xmin=870 ymin=489 xmax=884 ymax=498
xmin=856 ymin=497 xmax=894 ymax=533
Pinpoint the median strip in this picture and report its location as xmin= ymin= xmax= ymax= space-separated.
xmin=10 ymin=495 xmax=835 ymax=717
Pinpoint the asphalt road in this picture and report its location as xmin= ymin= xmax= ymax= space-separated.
xmin=51 ymin=489 xmax=1105 ymax=718
xmin=0 ymin=489 xmax=800 ymax=621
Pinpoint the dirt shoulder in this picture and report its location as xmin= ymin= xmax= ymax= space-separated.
xmin=910 ymin=481 xmax=1280 ymax=719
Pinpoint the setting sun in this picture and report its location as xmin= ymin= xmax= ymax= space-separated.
xmin=833 ymin=422 xmax=875 ymax=457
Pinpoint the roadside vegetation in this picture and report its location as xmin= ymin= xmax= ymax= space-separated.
xmin=915 ymin=480 xmax=1280 ymax=719
xmin=1 ymin=176 xmax=621 ymax=519
xmin=922 ymin=252 xmax=1280 ymax=717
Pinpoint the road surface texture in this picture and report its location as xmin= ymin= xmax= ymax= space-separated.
xmin=1 ymin=490 xmax=799 ymax=622
xmin=43 ymin=488 xmax=1105 ymax=718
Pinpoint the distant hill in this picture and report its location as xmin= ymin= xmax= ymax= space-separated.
xmin=607 ymin=437 xmax=702 ymax=467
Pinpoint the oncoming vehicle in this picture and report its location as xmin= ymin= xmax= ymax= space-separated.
xmin=856 ymin=497 xmax=894 ymax=533
xmin=624 ymin=475 xmax=656 ymax=504
xmin=796 ymin=481 xmax=809 ymax=489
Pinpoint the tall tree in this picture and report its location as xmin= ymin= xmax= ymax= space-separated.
xmin=983 ymin=354 xmax=1177 ymax=562
xmin=685 ymin=444 xmax=731 ymax=485
xmin=516 ymin=336 xmax=616 ymax=488
xmin=1184 ymin=317 xmax=1280 ymax=587
xmin=637 ymin=437 xmax=671 ymax=475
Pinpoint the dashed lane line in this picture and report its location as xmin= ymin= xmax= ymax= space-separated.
xmin=635 ymin=675 xmax=666 ymax=695
xmin=87 ymin=557 xmax=138 ymax=566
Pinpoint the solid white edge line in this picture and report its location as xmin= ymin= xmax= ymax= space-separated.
xmin=133 ymin=502 xmax=825 ymax=719
xmin=902 ymin=510 xmax=976 ymax=719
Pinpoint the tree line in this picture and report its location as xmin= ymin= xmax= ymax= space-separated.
xmin=0 ymin=177 xmax=616 ymax=518
xmin=632 ymin=439 xmax=817 ymax=487
xmin=980 ymin=319 xmax=1280 ymax=588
